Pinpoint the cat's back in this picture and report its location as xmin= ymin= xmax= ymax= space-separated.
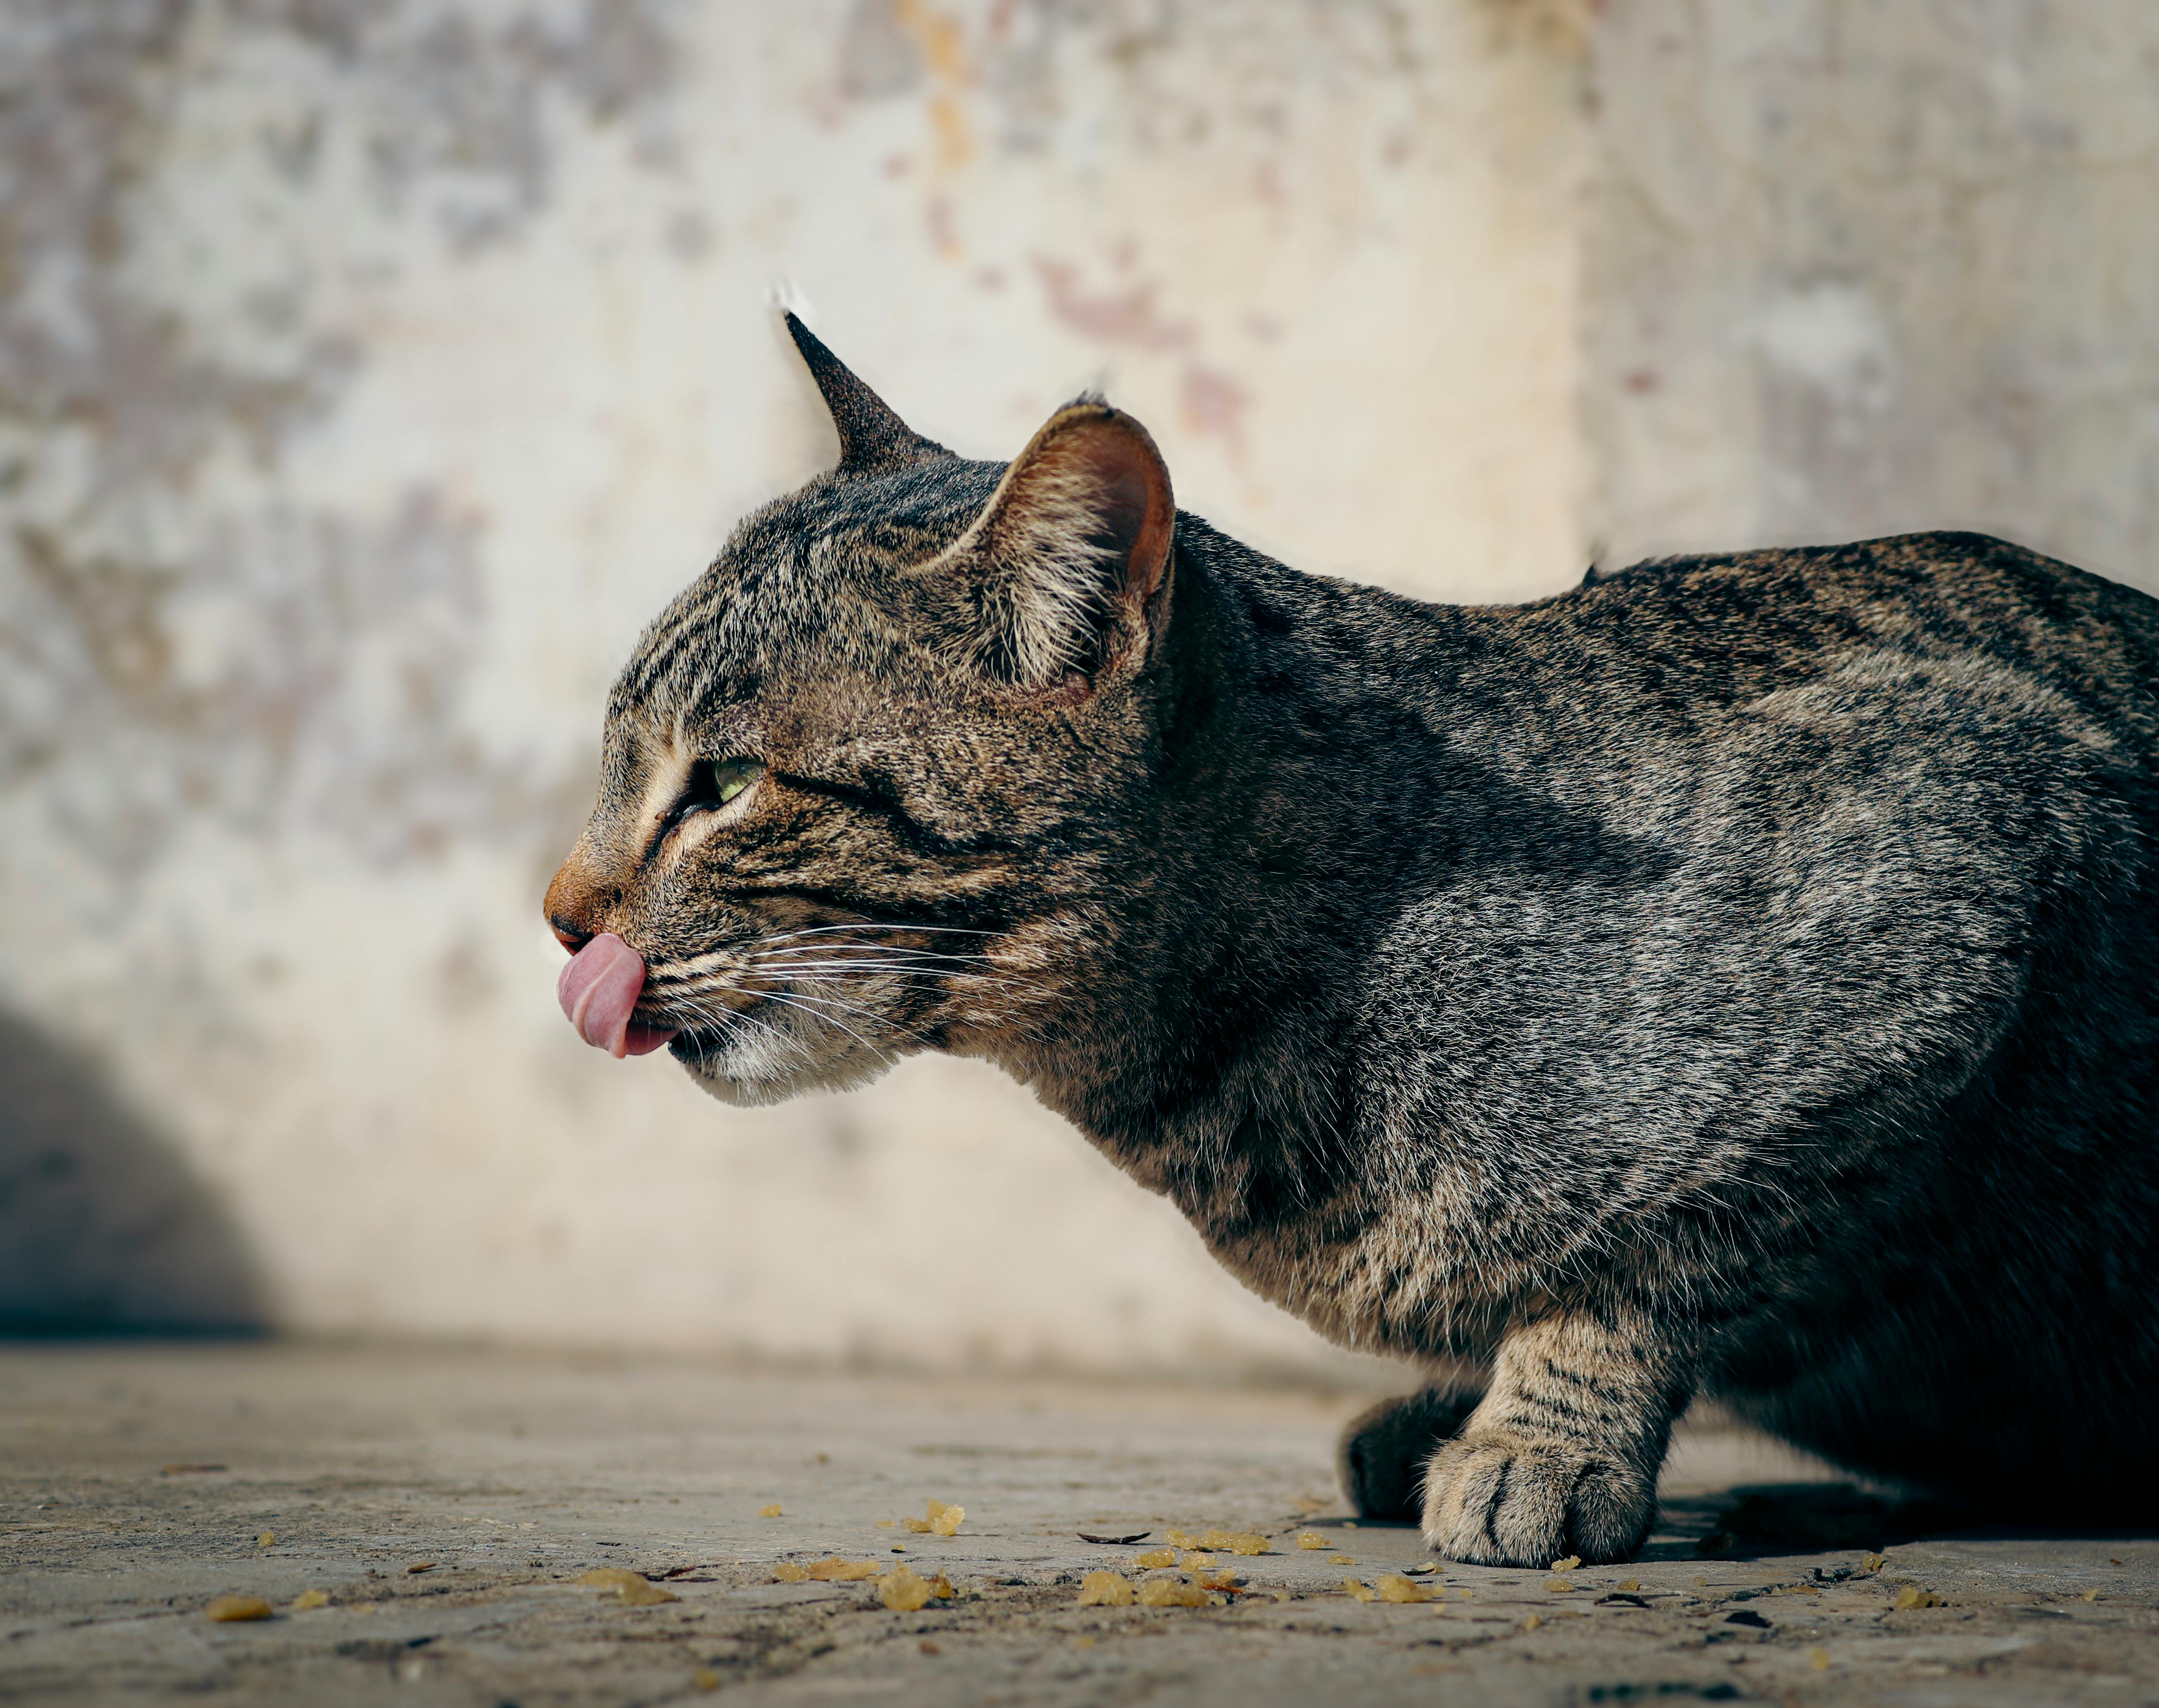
xmin=1563 ymin=531 xmax=2158 ymax=758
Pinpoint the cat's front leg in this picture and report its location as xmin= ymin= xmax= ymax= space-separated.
xmin=1421 ymin=1314 xmax=1689 ymax=1567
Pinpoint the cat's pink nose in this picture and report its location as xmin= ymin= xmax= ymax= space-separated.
xmin=555 ymin=933 xmax=676 ymax=1059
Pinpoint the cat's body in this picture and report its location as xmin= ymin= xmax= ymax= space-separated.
xmin=548 ymin=320 xmax=2159 ymax=1565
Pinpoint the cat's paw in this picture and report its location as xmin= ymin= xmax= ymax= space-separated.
xmin=1337 ymin=1384 xmax=1485 ymax=1521
xmin=1420 ymin=1431 xmax=1656 ymax=1566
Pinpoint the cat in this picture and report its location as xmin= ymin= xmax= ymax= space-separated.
xmin=546 ymin=313 xmax=2159 ymax=1566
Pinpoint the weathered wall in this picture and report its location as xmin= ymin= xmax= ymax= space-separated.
xmin=0 ymin=1 xmax=1589 ymax=1368
xmin=1590 ymin=0 xmax=2159 ymax=593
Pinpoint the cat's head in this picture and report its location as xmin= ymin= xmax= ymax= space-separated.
xmin=544 ymin=315 xmax=1180 ymax=1105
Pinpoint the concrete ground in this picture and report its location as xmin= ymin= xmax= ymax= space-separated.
xmin=2 ymin=1344 xmax=2152 ymax=1707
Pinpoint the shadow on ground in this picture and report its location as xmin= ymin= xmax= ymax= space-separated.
xmin=0 ymin=1005 xmax=266 ymax=1332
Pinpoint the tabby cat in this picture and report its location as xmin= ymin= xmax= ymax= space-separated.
xmin=546 ymin=315 xmax=2159 ymax=1565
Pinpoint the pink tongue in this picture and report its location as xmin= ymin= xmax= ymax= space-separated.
xmin=556 ymin=933 xmax=676 ymax=1059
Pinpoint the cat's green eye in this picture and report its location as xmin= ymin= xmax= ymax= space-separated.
xmin=712 ymin=758 xmax=758 ymax=805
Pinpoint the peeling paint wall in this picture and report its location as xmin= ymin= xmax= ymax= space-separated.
xmin=0 ymin=1 xmax=1589 ymax=1369
xmin=1590 ymin=1 xmax=2159 ymax=593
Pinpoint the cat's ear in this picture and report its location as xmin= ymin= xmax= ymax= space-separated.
xmin=926 ymin=400 xmax=1174 ymax=689
xmin=783 ymin=311 xmax=952 ymax=475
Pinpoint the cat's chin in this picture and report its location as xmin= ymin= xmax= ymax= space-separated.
xmin=670 ymin=1034 xmax=897 ymax=1108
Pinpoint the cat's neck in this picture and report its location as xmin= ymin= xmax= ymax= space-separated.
xmin=998 ymin=533 xmax=1531 ymax=1220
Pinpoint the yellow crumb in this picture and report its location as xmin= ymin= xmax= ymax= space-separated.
xmin=806 ymin=1558 xmax=884 ymax=1582
xmin=1549 ymin=1555 xmax=1580 ymax=1572
xmin=1691 ymin=1576 xmax=1708 ymax=1588
xmin=876 ymin=1520 xmax=894 ymax=1529
xmin=1177 ymin=1551 xmax=1218 ymax=1570
xmin=902 ymin=1499 xmax=965 ymax=1537
xmin=692 ymin=1670 xmax=721 ymax=1691
xmin=289 ymin=1590 xmax=329 ymax=1612
xmin=205 ymin=1595 xmax=274 ymax=1623
xmin=877 ymin=1565 xmax=933 ymax=1612
xmin=1297 ymin=1532 xmax=1330 ymax=1551
xmin=1521 ymin=1612 xmax=1542 ymax=1631
xmin=404 ymin=1562 xmax=436 ymax=1575
xmin=1200 ymin=1530 xmax=1271 ymax=1555
xmin=1545 ymin=1578 xmax=1574 ymax=1593
xmin=1138 ymin=1577 xmax=1211 ymax=1607
xmin=255 ymin=1532 xmax=275 ymax=1548
xmin=1341 ymin=1578 xmax=1377 ymax=1603
xmin=1077 ymin=1570 xmax=1134 ymax=1606
xmin=1134 ymin=1548 xmax=1178 ymax=1570
xmin=575 ymin=1567 xmax=678 ymax=1605
xmin=1196 ymin=1568 xmax=1242 ymax=1593
xmin=2082 ymin=1589 xmax=2102 ymax=1603
xmin=1165 ymin=1529 xmax=1197 ymax=1549
xmin=1328 ymin=1555 xmax=1357 ymax=1567
xmin=1375 ymin=1575 xmax=1434 ymax=1603
xmin=758 ymin=1504 xmax=782 ymax=1519
xmin=1862 ymin=1554 xmax=1887 ymax=1573
xmin=772 ymin=1564 xmax=810 ymax=1583
xmin=1892 ymin=1586 xmax=1944 ymax=1610
xmin=1617 ymin=1578 xmax=1640 ymax=1592
xmin=1809 ymin=1647 xmax=1830 ymax=1671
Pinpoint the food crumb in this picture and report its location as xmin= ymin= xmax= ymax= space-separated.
xmin=920 ymin=1639 xmax=941 ymax=1654
xmin=290 ymin=1590 xmax=329 ymax=1612
xmin=1341 ymin=1578 xmax=1377 ymax=1603
xmin=205 ymin=1595 xmax=274 ymax=1622
xmin=1077 ymin=1570 xmax=1134 ymax=1607
xmin=806 ymin=1558 xmax=884 ymax=1582
xmin=903 ymin=1499 xmax=964 ymax=1537
xmin=1201 ymin=1530 xmax=1270 ymax=1555
xmin=692 ymin=1667 xmax=721 ymax=1689
xmin=1376 ymin=1575 xmax=1434 ymax=1603
xmin=1297 ymin=1532 xmax=1330 ymax=1551
xmin=877 ymin=1564 xmax=933 ymax=1612
xmin=1862 ymin=1554 xmax=1887 ymax=1573
xmin=1328 ymin=1555 xmax=1357 ymax=1566
xmin=1177 ymin=1551 xmax=1218 ymax=1570
xmin=1892 ymin=1586 xmax=1944 ymax=1610
xmin=1138 ymin=1577 xmax=1211 ymax=1607
xmin=405 ymin=1562 xmax=436 ymax=1575
xmin=1549 ymin=1555 xmax=1580 ymax=1572
xmin=1545 ymin=1578 xmax=1574 ymax=1593
xmin=2082 ymin=1589 xmax=2102 ymax=1602
xmin=1617 ymin=1578 xmax=1640 ymax=1592
xmin=772 ymin=1564 xmax=810 ymax=1583
xmin=1691 ymin=1576 xmax=1708 ymax=1588
xmin=1521 ymin=1612 xmax=1542 ymax=1631
xmin=1133 ymin=1548 xmax=1178 ymax=1570
xmin=1809 ymin=1647 xmax=1830 ymax=1670
xmin=255 ymin=1532 xmax=275 ymax=1548
xmin=758 ymin=1504 xmax=782 ymax=1519
xmin=576 ymin=1567 xmax=679 ymax=1606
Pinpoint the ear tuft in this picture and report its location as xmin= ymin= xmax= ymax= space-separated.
xmin=927 ymin=402 xmax=1175 ymax=688
xmin=782 ymin=311 xmax=952 ymax=476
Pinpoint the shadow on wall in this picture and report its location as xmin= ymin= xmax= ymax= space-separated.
xmin=0 ymin=1007 xmax=266 ymax=1334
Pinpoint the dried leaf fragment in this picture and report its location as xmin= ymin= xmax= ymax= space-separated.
xmin=806 ymin=1558 xmax=884 ymax=1582
xmin=1341 ymin=1578 xmax=1377 ymax=1603
xmin=404 ymin=1562 xmax=436 ymax=1575
xmin=1079 ymin=1531 xmax=1148 ymax=1545
xmin=206 ymin=1595 xmax=274 ymax=1623
xmin=878 ymin=1564 xmax=933 ymax=1611
xmin=1376 ymin=1574 xmax=1434 ymax=1603
xmin=290 ymin=1590 xmax=329 ymax=1612
xmin=1296 ymin=1532 xmax=1330 ymax=1551
xmin=1196 ymin=1568 xmax=1242 ymax=1593
xmin=1138 ymin=1576 xmax=1211 ymax=1607
xmin=758 ymin=1504 xmax=782 ymax=1519
xmin=1077 ymin=1570 xmax=1134 ymax=1607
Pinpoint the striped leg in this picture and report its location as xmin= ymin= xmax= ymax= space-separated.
xmin=1421 ymin=1315 xmax=1689 ymax=1566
